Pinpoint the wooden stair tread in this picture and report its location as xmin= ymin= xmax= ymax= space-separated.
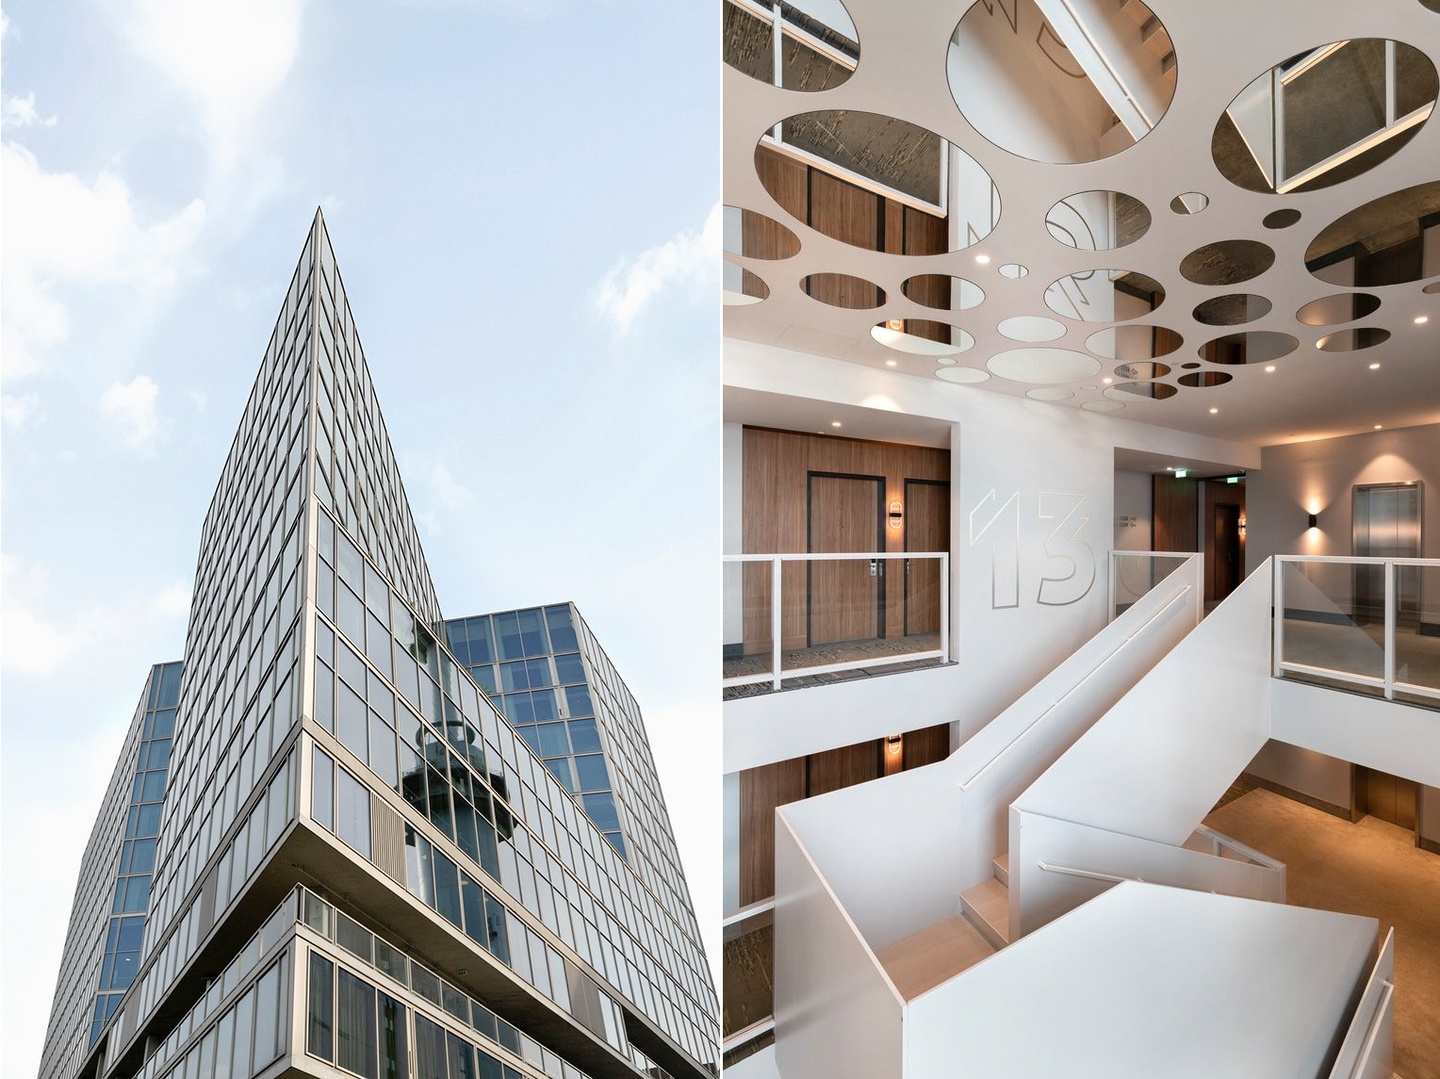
xmin=993 ymin=852 xmax=1010 ymax=887
xmin=961 ymin=877 xmax=1011 ymax=948
xmin=875 ymin=914 xmax=996 ymax=1000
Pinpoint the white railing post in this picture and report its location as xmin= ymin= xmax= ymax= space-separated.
xmin=772 ymin=555 xmax=783 ymax=693
xmin=1272 ymin=558 xmax=1285 ymax=678
xmin=1384 ymin=560 xmax=1396 ymax=701
xmin=940 ymin=552 xmax=951 ymax=661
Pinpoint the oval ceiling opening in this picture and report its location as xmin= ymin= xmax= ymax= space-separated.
xmin=1213 ymin=39 xmax=1438 ymax=193
xmin=1044 ymin=269 xmax=1165 ymax=322
xmin=723 ymin=0 xmax=859 ymax=91
xmin=948 ymin=0 xmax=1177 ymax=163
xmin=1046 ymin=191 xmax=1152 ymax=251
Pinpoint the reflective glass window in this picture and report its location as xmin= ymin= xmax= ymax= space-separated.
xmin=564 ymin=685 xmax=593 ymax=717
xmin=567 ymin=720 xmax=601 ymax=754
xmin=379 ymin=992 xmax=408 ymax=1079
xmin=313 ymin=748 xmax=335 ymax=831
xmin=433 ymin=847 xmax=462 ymax=928
xmin=544 ymin=606 xmax=578 ymax=651
xmin=336 ymin=766 xmax=372 ymax=858
xmin=413 ymin=1015 xmax=446 ymax=1079
xmin=337 ymin=968 xmax=378 ymax=1079
xmin=581 ymin=791 xmax=619 ymax=832
xmin=537 ymin=723 xmax=569 ymax=758
xmin=553 ymin=653 xmax=584 ymax=685
xmin=574 ymin=754 xmax=609 ymax=792
xmin=447 ymin=1032 xmax=476 ymax=1079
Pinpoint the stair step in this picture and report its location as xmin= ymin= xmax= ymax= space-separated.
xmin=992 ymin=852 xmax=1010 ymax=887
xmin=960 ymin=877 xmax=1011 ymax=950
xmin=875 ymin=914 xmax=996 ymax=1000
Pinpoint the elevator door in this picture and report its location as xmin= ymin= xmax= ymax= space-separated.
xmin=807 ymin=473 xmax=885 ymax=646
xmin=904 ymin=479 xmax=950 ymax=636
xmin=1353 ymin=483 xmax=1422 ymax=621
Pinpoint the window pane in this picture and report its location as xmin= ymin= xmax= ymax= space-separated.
xmin=567 ymin=720 xmax=600 ymax=754
xmin=447 ymin=1032 xmax=477 ymax=1079
xmin=231 ymin=986 xmax=254 ymax=1079
xmin=485 ymin=894 xmax=510 ymax=964
xmin=554 ymin=653 xmax=584 ymax=684
xmin=337 ymin=968 xmax=379 ymax=1079
xmin=574 ymin=755 xmax=609 ymax=793
xmin=336 ymin=767 xmax=372 ymax=859
xmin=413 ymin=1015 xmax=448 ymax=1079
xmin=312 ymin=748 xmax=334 ymax=832
xmin=337 ymin=682 xmax=369 ymax=761
xmin=405 ymin=826 xmax=435 ymax=907
xmin=308 ymin=953 xmax=334 ymax=1062
xmin=379 ymin=992 xmax=408 ymax=1079
xmin=253 ymin=961 xmax=280 ymax=1070
xmin=433 ymin=848 xmax=462 ymax=928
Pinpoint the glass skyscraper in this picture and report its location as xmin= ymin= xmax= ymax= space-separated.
xmin=37 ymin=212 xmax=718 ymax=1079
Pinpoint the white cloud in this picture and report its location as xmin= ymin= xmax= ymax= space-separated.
xmin=0 ymin=555 xmax=74 ymax=676
xmin=0 ymin=141 xmax=206 ymax=380
xmin=100 ymin=375 xmax=161 ymax=448
xmin=2 ymin=92 xmax=57 ymax=129
xmin=0 ymin=393 xmax=44 ymax=429
xmin=189 ymin=389 xmax=208 ymax=413
xmin=125 ymin=0 xmax=304 ymax=161
xmin=595 ymin=202 xmax=721 ymax=333
xmin=151 ymin=580 xmax=193 ymax=619
xmin=429 ymin=458 xmax=471 ymax=511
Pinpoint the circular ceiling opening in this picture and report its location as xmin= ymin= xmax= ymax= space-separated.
xmin=1026 ymin=388 xmax=1074 ymax=402
xmin=1200 ymin=331 xmax=1299 ymax=364
xmin=987 ymin=348 xmax=1101 ymax=384
xmin=1110 ymin=381 xmax=1178 ymax=400
xmin=723 ymin=0 xmax=858 ymax=91
xmin=1180 ymin=362 xmax=1202 ymax=369
xmin=1192 ymin=294 xmax=1272 ymax=326
xmin=999 ymin=263 xmax=1029 ymax=279
xmin=1180 ymin=240 xmax=1276 ymax=286
xmin=903 ymin=275 xmax=985 ymax=311
xmin=936 ymin=366 xmax=990 ymax=384
xmin=1170 ymin=192 xmax=1209 ymax=214
xmin=1178 ymin=371 xmax=1234 ymax=388
xmin=1083 ymin=399 xmax=1126 ymax=412
xmin=1046 ymin=191 xmax=1152 ymax=251
xmin=998 ymin=316 xmax=1067 ymax=342
xmin=723 ymin=265 xmax=769 ymax=305
xmin=1114 ymin=362 xmax=1171 ymax=380
xmin=1315 ymin=327 xmax=1392 ymax=352
xmin=1307 ymin=181 xmax=1440 ymax=287
xmin=1263 ymin=208 xmax=1302 ymax=230
xmin=872 ymin=321 xmax=975 ymax=355
xmin=1425 ymin=281 xmax=1440 ymax=294
xmin=1296 ymin=293 xmax=1382 ymax=326
xmin=1044 ymin=269 xmax=1165 ymax=322
xmin=947 ymin=0 xmax=1177 ymax=163
xmin=802 ymin=273 xmax=885 ymax=308
xmin=756 ymin=110 xmax=999 ymax=253
xmin=1086 ymin=325 xmax=1183 ymax=359
xmin=723 ymin=205 xmax=802 ymax=260
xmin=1213 ymin=40 xmax=1437 ymax=194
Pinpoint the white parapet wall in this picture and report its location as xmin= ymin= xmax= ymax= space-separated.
xmin=902 ymin=883 xmax=1379 ymax=1079
xmin=1271 ymin=678 xmax=1440 ymax=789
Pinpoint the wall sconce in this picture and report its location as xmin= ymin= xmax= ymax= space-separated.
xmin=888 ymin=500 xmax=903 ymax=529
xmin=1238 ymin=514 xmax=1246 ymax=538
xmin=1306 ymin=513 xmax=1318 ymax=530
xmin=884 ymin=733 xmax=904 ymax=774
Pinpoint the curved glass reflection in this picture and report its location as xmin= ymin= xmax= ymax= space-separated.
xmin=1044 ymin=269 xmax=1165 ymax=322
xmin=1046 ymin=191 xmax=1151 ymax=251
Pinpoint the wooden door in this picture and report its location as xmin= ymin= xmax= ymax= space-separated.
xmin=905 ymin=479 xmax=950 ymax=635
xmin=807 ymin=473 xmax=885 ymax=646
xmin=1212 ymin=503 xmax=1241 ymax=601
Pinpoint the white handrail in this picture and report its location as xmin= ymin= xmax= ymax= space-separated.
xmin=1191 ymin=825 xmax=1286 ymax=873
xmin=724 ymin=551 xmax=948 ymax=562
xmin=722 ymin=898 xmax=776 ymax=929
xmin=1035 ymin=861 xmax=1139 ymax=885
xmin=722 ymin=1017 xmax=776 ymax=1054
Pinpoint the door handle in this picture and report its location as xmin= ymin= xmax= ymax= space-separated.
xmin=869 ymin=559 xmax=879 ymax=577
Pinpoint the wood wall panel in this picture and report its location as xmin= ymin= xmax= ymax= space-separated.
xmin=739 ymin=208 xmax=799 ymax=261
xmin=1202 ymin=480 xmax=1246 ymax=602
xmin=742 ymin=427 xmax=950 ymax=651
xmin=738 ymin=759 xmax=806 ymax=906
xmin=1152 ymin=474 xmax=1199 ymax=552
xmin=902 ymin=723 xmax=952 ymax=769
xmin=904 ymin=206 xmax=948 ymax=255
xmin=807 ymin=741 xmax=880 ymax=797
xmin=809 ymin=170 xmax=878 ymax=250
xmin=755 ymin=146 xmax=807 ymax=224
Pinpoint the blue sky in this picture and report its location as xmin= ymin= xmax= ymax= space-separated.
xmin=0 ymin=2 xmax=720 ymax=1071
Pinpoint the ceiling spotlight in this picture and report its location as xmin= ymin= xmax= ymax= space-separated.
xmin=1264 ymin=365 xmax=1276 ymax=372
xmin=831 ymin=421 xmax=842 ymax=428
xmin=885 ymin=359 xmax=897 ymax=367
xmin=1209 ymin=408 xmax=1219 ymax=414
xmin=975 ymin=254 xmax=991 ymax=265
xmin=1416 ymin=316 xmax=1429 ymax=325
xmin=1102 ymin=377 xmax=1113 ymax=384
xmin=1369 ymin=362 xmax=1381 ymax=370
xmin=1374 ymin=424 xmax=1383 ymax=430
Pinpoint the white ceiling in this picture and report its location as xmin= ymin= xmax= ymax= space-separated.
xmin=722 ymin=0 xmax=1440 ymax=447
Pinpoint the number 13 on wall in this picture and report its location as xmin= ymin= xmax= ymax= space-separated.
xmin=968 ymin=489 xmax=1097 ymax=609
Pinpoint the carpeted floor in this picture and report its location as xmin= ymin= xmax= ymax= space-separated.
xmin=1205 ymin=788 xmax=1440 ymax=1079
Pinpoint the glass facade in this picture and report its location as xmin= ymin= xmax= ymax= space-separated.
xmin=38 ymin=213 xmax=717 ymax=1079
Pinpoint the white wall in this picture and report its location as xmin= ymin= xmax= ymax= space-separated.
xmin=1114 ymin=468 xmax=1151 ymax=551
xmin=1270 ymin=678 xmax=1440 ymax=789
xmin=902 ymin=883 xmax=1377 ymax=1079
xmin=723 ymin=340 xmax=1257 ymax=774
xmin=772 ymin=814 xmax=902 ymax=1079
xmin=1246 ymin=424 xmax=1440 ymax=572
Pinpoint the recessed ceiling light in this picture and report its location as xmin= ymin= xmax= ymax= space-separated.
xmin=1264 ymin=365 xmax=1276 ymax=372
xmin=1374 ymin=424 xmax=1383 ymax=430
xmin=1209 ymin=408 xmax=1219 ymax=414
xmin=1314 ymin=341 xmax=1323 ymax=349
xmin=831 ymin=421 xmax=842 ymax=427
xmin=885 ymin=360 xmax=897 ymax=367
xmin=1416 ymin=316 xmax=1429 ymax=325
xmin=1369 ymin=362 xmax=1381 ymax=370
xmin=1102 ymin=377 xmax=1113 ymax=384
xmin=975 ymin=254 xmax=991 ymax=265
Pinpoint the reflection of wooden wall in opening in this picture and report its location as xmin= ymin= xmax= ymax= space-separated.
xmin=741 ymin=427 xmax=950 ymax=653
xmin=1203 ymin=480 xmax=1246 ymax=603
xmin=736 ymin=723 xmax=951 ymax=906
